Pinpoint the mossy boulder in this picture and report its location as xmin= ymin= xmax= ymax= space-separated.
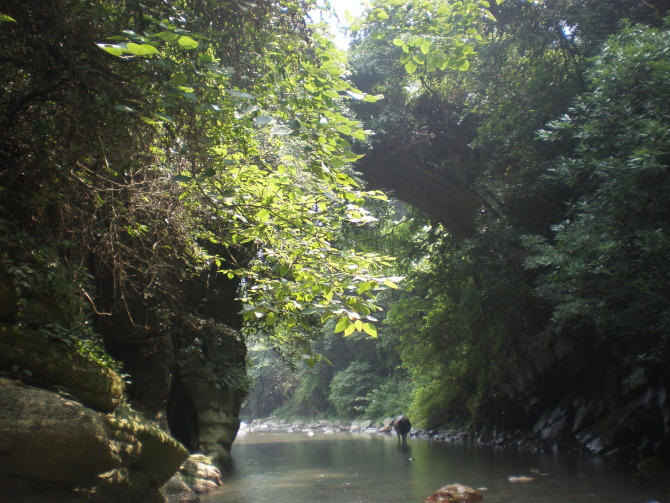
xmin=0 ymin=378 xmax=189 ymax=502
xmin=0 ymin=323 xmax=124 ymax=412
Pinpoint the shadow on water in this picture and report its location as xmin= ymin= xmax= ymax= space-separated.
xmin=201 ymin=430 xmax=670 ymax=503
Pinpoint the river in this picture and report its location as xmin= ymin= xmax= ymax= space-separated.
xmin=201 ymin=429 xmax=669 ymax=503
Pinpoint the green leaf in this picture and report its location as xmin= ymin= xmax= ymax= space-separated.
xmin=362 ymin=93 xmax=384 ymax=102
xmin=140 ymin=116 xmax=162 ymax=125
xmin=433 ymin=56 xmax=448 ymax=71
xmin=172 ymin=174 xmax=193 ymax=183
xmin=177 ymin=35 xmax=199 ymax=49
xmin=126 ymin=42 xmax=159 ymax=56
xmin=227 ymin=90 xmax=256 ymax=100
xmin=269 ymin=125 xmax=293 ymax=135
xmin=404 ymin=60 xmax=418 ymax=74
xmin=156 ymin=31 xmax=180 ymax=42
xmin=334 ymin=317 xmax=349 ymax=333
xmin=383 ymin=279 xmax=399 ymax=289
xmin=373 ymin=8 xmax=389 ymax=20
xmin=114 ymin=105 xmax=137 ymax=113
xmin=97 ymin=43 xmax=125 ymax=57
xmin=458 ymin=59 xmax=470 ymax=71
xmin=343 ymin=323 xmax=356 ymax=336
xmin=420 ymin=40 xmax=431 ymax=55
xmin=154 ymin=113 xmax=174 ymax=123
xmin=170 ymin=73 xmax=188 ymax=85
xmin=362 ymin=323 xmax=377 ymax=337
xmin=0 ymin=14 xmax=17 ymax=22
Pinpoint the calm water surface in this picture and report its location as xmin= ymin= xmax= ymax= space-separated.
xmin=202 ymin=430 xmax=669 ymax=503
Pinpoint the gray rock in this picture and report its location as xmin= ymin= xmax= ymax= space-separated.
xmin=161 ymin=473 xmax=199 ymax=503
xmin=180 ymin=454 xmax=223 ymax=494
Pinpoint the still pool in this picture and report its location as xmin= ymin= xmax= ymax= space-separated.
xmin=201 ymin=430 xmax=669 ymax=503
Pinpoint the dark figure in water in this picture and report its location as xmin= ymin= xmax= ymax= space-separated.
xmin=391 ymin=415 xmax=411 ymax=444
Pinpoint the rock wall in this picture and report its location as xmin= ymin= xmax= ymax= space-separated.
xmin=0 ymin=239 xmax=247 ymax=501
xmin=173 ymin=321 xmax=246 ymax=468
xmin=0 ymin=332 xmax=189 ymax=502
xmin=101 ymin=280 xmax=248 ymax=472
xmin=474 ymin=328 xmax=670 ymax=463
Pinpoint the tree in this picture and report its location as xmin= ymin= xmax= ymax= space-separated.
xmin=0 ymin=0 xmax=401 ymax=363
xmin=345 ymin=1 xmax=670 ymax=432
xmin=524 ymin=21 xmax=670 ymax=374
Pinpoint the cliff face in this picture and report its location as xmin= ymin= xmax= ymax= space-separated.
xmin=95 ymin=265 xmax=248 ymax=471
xmin=0 ymin=0 xmax=252 ymax=496
xmin=0 ymin=234 xmax=247 ymax=501
xmin=472 ymin=329 xmax=670 ymax=462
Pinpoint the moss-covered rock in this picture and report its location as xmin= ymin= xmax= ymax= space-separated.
xmin=174 ymin=321 xmax=246 ymax=469
xmin=0 ymin=323 xmax=124 ymax=412
xmin=0 ymin=377 xmax=189 ymax=502
xmin=0 ymin=378 xmax=123 ymax=486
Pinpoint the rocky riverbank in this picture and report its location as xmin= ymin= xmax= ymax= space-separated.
xmin=242 ymin=415 xmax=664 ymax=471
xmin=242 ymin=417 xmax=498 ymax=445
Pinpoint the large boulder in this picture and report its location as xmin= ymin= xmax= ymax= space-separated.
xmin=0 ymin=324 xmax=124 ymax=412
xmin=423 ymin=484 xmax=483 ymax=503
xmin=0 ymin=378 xmax=189 ymax=502
xmin=161 ymin=454 xmax=223 ymax=503
xmin=180 ymin=454 xmax=223 ymax=494
xmin=0 ymin=378 xmax=124 ymax=487
xmin=160 ymin=473 xmax=199 ymax=503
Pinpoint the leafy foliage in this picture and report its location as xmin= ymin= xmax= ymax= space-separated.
xmin=0 ymin=219 xmax=120 ymax=370
xmin=329 ymin=361 xmax=382 ymax=418
xmin=93 ymin=0 xmax=400 ymax=337
xmin=339 ymin=2 xmax=670 ymax=431
xmin=354 ymin=0 xmax=505 ymax=75
xmin=524 ymin=23 xmax=670 ymax=350
xmin=0 ymin=0 xmax=403 ymax=378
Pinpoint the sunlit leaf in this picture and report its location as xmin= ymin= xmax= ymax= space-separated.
xmin=126 ymin=42 xmax=159 ymax=56
xmin=114 ymin=104 xmax=137 ymax=112
xmin=177 ymin=35 xmax=199 ymax=49
xmin=362 ymin=323 xmax=377 ymax=337
xmin=334 ymin=317 xmax=349 ymax=333
xmin=420 ymin=40 xmax=431 ymax=55
xmin=405 ymin=60 xmax=418 ymax=74
xmin=97 ymin=43 xmax=124 ymax=57
xmin=253 ymin=115 xmax=275 ymax=126
xmin=257 ymin=208 xmax=270 ymax=222
xmin=269 ymin=125 xmax=293 ymax=135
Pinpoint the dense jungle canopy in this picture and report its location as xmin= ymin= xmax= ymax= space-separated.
xmin=2 ymin=0 xmax=670 ymax=480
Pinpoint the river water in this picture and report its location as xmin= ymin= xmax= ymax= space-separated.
xmin=201 ymin=429 xmax=669 ymax=503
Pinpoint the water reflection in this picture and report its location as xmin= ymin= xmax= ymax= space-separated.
xmin=201 ymin=430 xmax=669 ymax=503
